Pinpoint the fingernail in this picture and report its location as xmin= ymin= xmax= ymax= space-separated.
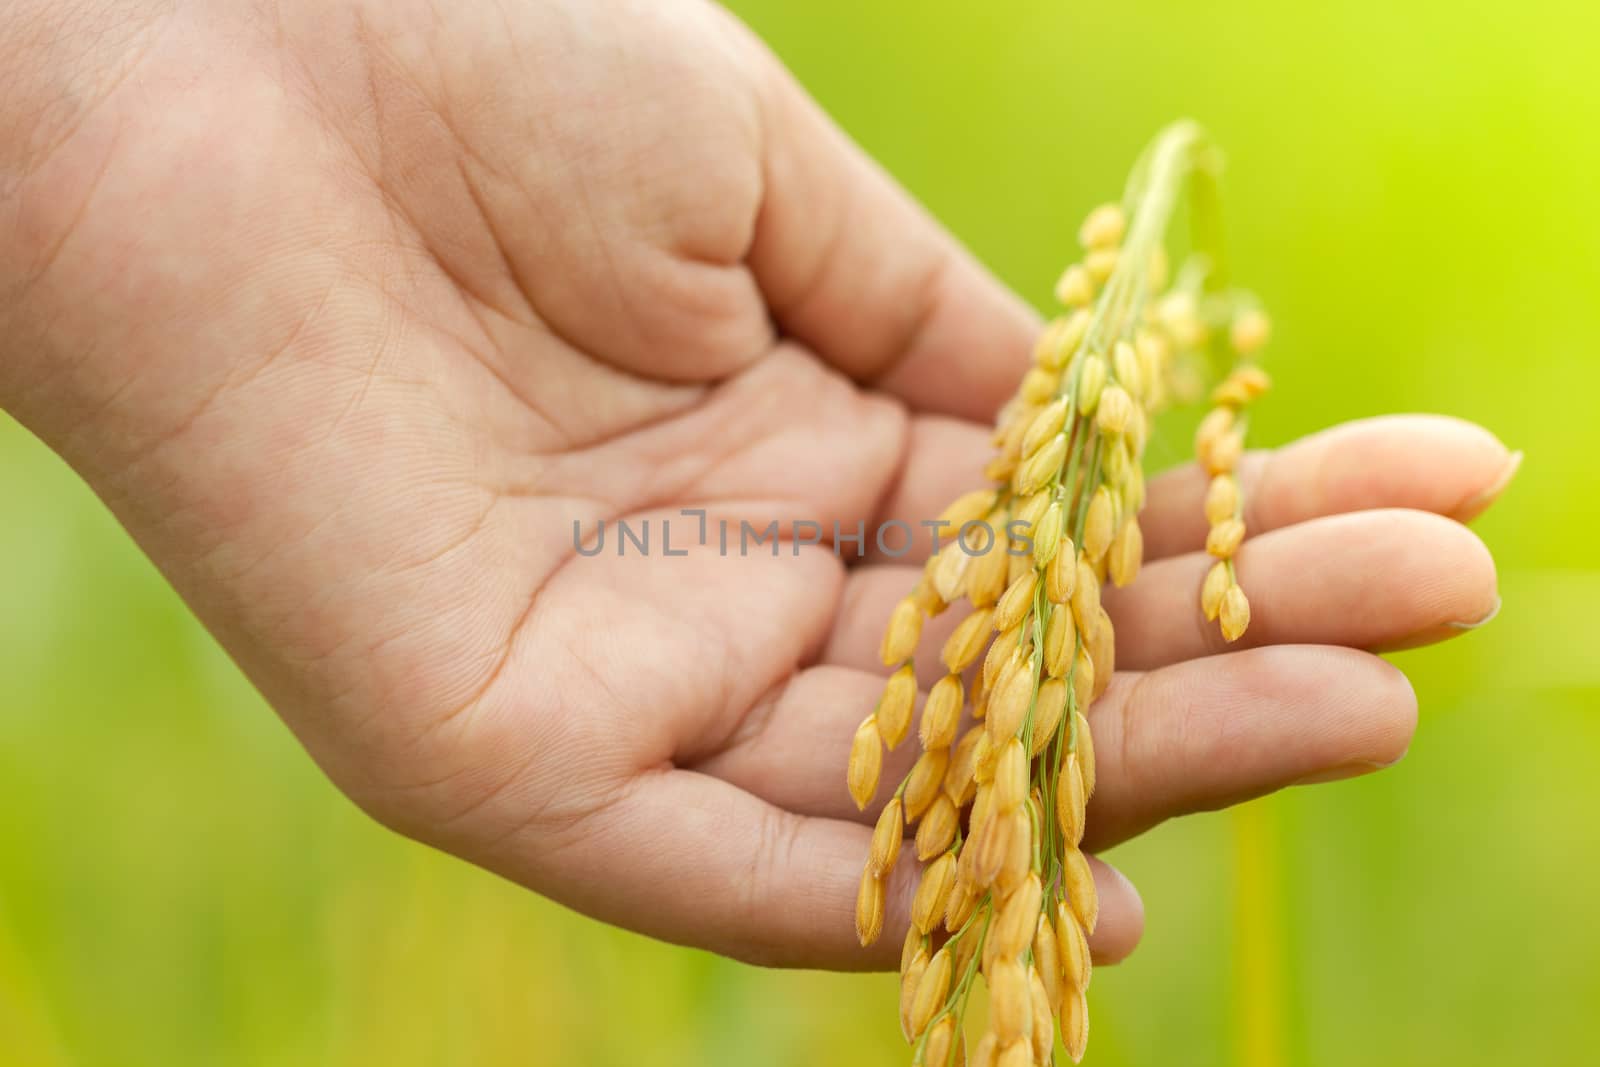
xmin=1452 ymin=449 xmax=1523 ymax=521
xmin=1447 ymin=594 xmax=1502 ymax=632
xmin=1291 ymin=755 xmax=1400 ymax=786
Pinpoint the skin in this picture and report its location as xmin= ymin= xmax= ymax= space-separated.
xmin=0 ymin=0 xmax=1510 ymax=970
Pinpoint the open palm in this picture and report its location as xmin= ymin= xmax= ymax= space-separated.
xmin=0 ymin=0 xmax=1510 ymax=968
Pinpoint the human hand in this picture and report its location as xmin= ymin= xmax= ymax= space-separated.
xmin=0 ymin=0 xmax=1511 ymax=968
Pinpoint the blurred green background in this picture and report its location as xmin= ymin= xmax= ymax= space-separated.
xmin=3 ymin=1 xmax=1598 ymax=1064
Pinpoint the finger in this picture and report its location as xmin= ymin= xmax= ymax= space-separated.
xmin=865 ymin=413 xmax=993 ymax=564
xmin=1081 ymin=645 xmax=1415 ymax=850
xmin=1109 ymin=508 xmax=1500 ymax=670
xmin=1142 ymin=415 xmax=1520 ymax=560
xmin=701 ymin=644 xmax=1413 ymax=854
xmin=825 ymin=506 xmax=1499 ymax=682
xmin=821 ymin=564 xmax=975 ymax=689
xmin=748 ymin=51 xmax=1038 ymax=422
xmin=1083 ymin=857 xmax=1144 ymax=965
xmin=493 ymin=767 xmax=1140 ymax=970
xmin=863 ymin=413 xmax=1521 ymax=569
xmin=693 ymin=664 xmax=928 ymax=824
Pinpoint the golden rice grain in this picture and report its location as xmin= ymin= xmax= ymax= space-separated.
xmin=911 ymin=577 xmax=947 ymax=618
xmin=1108 ymin=516 xmax=1143 ymax=587
xmin=922 ymin=1013 xmax=960 ymax=1067
xmin=966 ymin=538 xmax=1012 ymax=610
xmin=943 ymin=725 xmax=984 ymax=807
xmin=1102 ymin=435 xmax=1131 ymax=485
xmin=1205 ymin=473 xmax=1240 ymax=525
xmin=1023 ymin=400 xmax=1070 ymax=461
xmin=1079 ymin=202 xmax=1127 ymax=249
xmin=1071 ymin=646 xmax=1096 ymax=712
xmin=1206 ymin=517 xmax=1246 ymax=559
xmin=916 ymin=794 xmax=960 ymax=861
xmin=995 ymin=809 xmax=1033 ymax=893
xmin=1230 ymin=308 xmax=1271 ymax=354
xmin=921 ymin=674 xmax=965 ymax=751
xmin=944 ymin=876 xmax=980 ymax=935
xmin=987 ymin=660 xmax=1035 ymax=742
xmin=848 ymin=716 xmax=883 ymax=811
xmin=1019 ymin=366 xmax=1060 ymax=406
xmin=1056 ymin=753 xmax=1088 ymax=846
xmin=1056 ymin=899 xmax=1091 ymax=992
xmin=901 ymin=943 xmax=930 ymax=1039
xmin=995 ymin=1038 xmax=1033 ymax=1067
xmin=1194 ymin=407 xmax=1235 ymax=457
xmin=1220 ymin=584 xmax=1252 ymax=642
xmin=880 ymin=597 xmax=923 ymax=667
xmin=1084 ymin=247 xmax=1119 ymax=285
xmin=1014 ymin=432 xmax=1068 ymax=496
xmin=1029 ymin=968 xmax=1055 ymax=1063
xmin=1043 ymin=605 xmax=1075 ymax=678
xmin=1031 ymin=317 xmax=1070 ymax=370
xmin=910 ymin=946 xmax=953 ymax=1039
xmin=979 ymin=451 xmax=1017 ymax=483
xmin=1204 ymin=428 xmax=1245 ymax=475
xmin=1032 ymin=501 xmax=1065 ymax=569
xmin=900 ymin=925 xmax=923 ymax=974
xmin=931 ymin=545 xmax=973 ymax=604
xmin=856 ymin=867 xmax=885 ymax=947
xmin=912 ymin=853 xmax=958 ymax=935
xmin=1087 ymin=606 xmax=1115 ymax=698
xmin=1112 ymin=340 xmax=1144 ymax=399
xmin=1076 ymin=712 xmax=1097 ymax=797
xmin=983 ymin=628 xmax=1023 ymax=694
xmin=993 ymin=737 xmax=1030 ymax=813
xmin=1096 ymin=385 xmax=1135 ymax=436
xmin=1063 ymin=848 xmax=1099 ymax=934
xmin=1054 ymin=263 xmax=1094 ymax=307
xmin=1121 ymin=462 xmax=1147 ymax=514
xmin=1061 ymin=986 xmax=1090 ymax=1064
xmin=876 ymin=664 xmax=917 ymax=750
xmin=1201 ymin=559 xmax=1230 ymax=620
xmin=1082 ymin=486 xmax=1114 ymax=561
xmin=939 ymin=490 xmax=999 ymax=533
xmin=993 ymin=873 xmax=1044 ymax=959
xmin=1030 ymin=677 xmax=1068 ymax=756
xmin=994 ymin=571 xmax=1038 ymax=632
xmin=1033 ymin=913 xmax=1064 ymax=1008
xmin=987 ymin=958 xmax=1032 ymax=1042
xmin=942 ymin=608 xmax=997 ymax=673
xmin=1013 ymin=490 xmax=1051 ymax=533
xmin=869 ymin=797 xmax=904 ymax=876
xmin=1225 ymin=363 xmax=1272 ymax=400
xmin=973 ymin=737 xmax=998 ymax=788
xmin=905 ymin=747 xmax=951 ymax=821
xmin=1076 ymin=354 xmax=1108 ymax=416
xmin=1070 ymin=557 xmax=1101 ymax=634
xmin=1045 ymin=542 xmax=1077 ymax=603
xmin=970 ymin=807 xmax=1012 ymax=889
xmin=1056 ymin=309 xmax=1092 ymax=367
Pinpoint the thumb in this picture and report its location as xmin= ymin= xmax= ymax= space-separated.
xmin=745 ymin=42 xmax=1040 ymax=423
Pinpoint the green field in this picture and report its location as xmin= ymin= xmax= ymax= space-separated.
xmin=3 ymin=1 xmax=1598 ymax=1063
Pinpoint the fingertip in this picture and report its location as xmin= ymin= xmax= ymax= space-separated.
xmin=1374 ymin=510 xmax=1500 ymax=652
xmin=1087 ymin=856 xmax=1145 ymax=965
xmin=1311 ymin=650 xmax=1418 ymax=775
xmin=1451 ymin=447 xmax=1523 ymax=522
